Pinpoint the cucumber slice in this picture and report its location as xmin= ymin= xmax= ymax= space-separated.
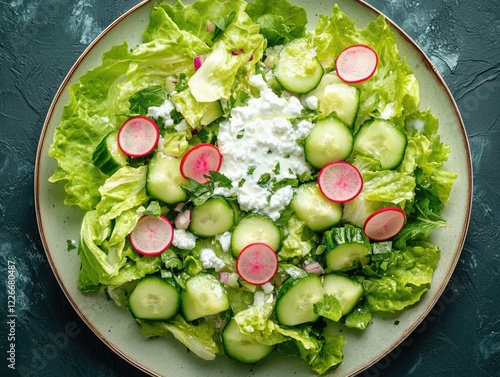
xmin=323 ymin=273 xmax=364 ymax=315
xmin=323 ymin=226 xmax=371 ymax=271
xmin=200 ymin=101 xmax=223 ymax=126
xmin=231 ymin=214 xmax=281 ymax=258
xmin=304 ymin=117 xmax=353 ymax=169
xmin=291 ymin=182 xmax=342 ymax=232
xmin=318 ymin=83 xmax=360 ymax=126
xmin=222 ymin=318 xmax=275 ymax=364
xmin=147 ymin=152 xmax=188 ymax=204
xmin=92 ymin=131 xmax=128 ymax=175
xmin=273 ymin=38 xmax=324 ymax=94
xmin=275 ymin=274 xmax=324 ymax=326
xmin=190 ymin=198 xmax=235 ymax=237
xmin=128 ymin=276 xmax=180 ymax=320
xmin=353 ymin=119 xmax=407 ymax=170
xmin=181 ymin=273 xmax=230 ymax=321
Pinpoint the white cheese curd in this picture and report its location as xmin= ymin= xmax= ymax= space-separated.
xmin=147 ymin=99 xmax=176 ymax=127
xmin=199 ymin=248 xmax=225 ymax=271
xmin=304 ymin=95 xmax=319 ymax=110
xmin=252 ymin=291 xmax=266 ymax=307
xmin=172 ymin=229 xmax=197 ymax=250
xmin=261 ymin=282 xmax=274 ymax=295
xmin=214 ymin=75 xmax=313 ymax=220
xmin=379 ymin=102 xmax=395 ymax=119
xmin=216 ymin=231 xmax=232 ymax=253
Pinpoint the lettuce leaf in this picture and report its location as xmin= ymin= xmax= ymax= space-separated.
xmin=246 ymin=0 xmax=307 ymax=46
xmin=76 ymin=166 xmax=161 ymax=291
xmin=279 ymin=215 xmax=318 ymax=261
xmin=137 ymin=315 xmax=220 ymax=360
xmin=363 ymin=241 xmax=440 ymax=312
xmin=187 ymin=8 xmax=265 ymax=102
xmin=144 ymin=0 xmax=246 ymax=45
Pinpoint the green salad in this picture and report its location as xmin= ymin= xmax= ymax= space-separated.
xmin=48 ymin=0 xmax=457 ymax=374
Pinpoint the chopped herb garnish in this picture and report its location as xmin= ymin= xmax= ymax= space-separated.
xmin=257 ymin=173 xmax=271 ymax=187
xmin=211 ymin=11 xmax=236 ymax=42
xmin=175 ymin=73 xmax=189 ymax=92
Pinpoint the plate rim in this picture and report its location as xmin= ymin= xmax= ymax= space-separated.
xmin=34 ymin=0 xmax=473 ymax=376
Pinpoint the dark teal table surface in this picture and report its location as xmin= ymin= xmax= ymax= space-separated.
xmin=1 ymin=1 xmax=499 ymax=376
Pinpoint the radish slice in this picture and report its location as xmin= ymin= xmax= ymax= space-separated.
xmin=318 ymin=161 xmax=363 ymax=203
xmin=363 ymin=207 xmax=406 ymax=241
xmin=236 ymin=243 xmax=278 ymax=286
xmin=180 ymin=143 xmax=223 ymax=184
xmin=130 ymin=215 xmax=174 ymax=256
xmin=117 ymin=116 xmax=160 ymax=157
xmin=335 ymin=44 xmax=378 ymax=84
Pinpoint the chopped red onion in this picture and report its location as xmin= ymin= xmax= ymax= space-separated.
xmin=174 ymin=209 xmax=191 ymax=229
xmin=302 ymin=262 xmax=324 ymax=275
xmin=193 ymin=54 xmax=206 ymax=71
xmin=219 ymin=272 xmax=231 ymax=283
xmin=231 ymin=48 xmax=245 ymax=55
xmin=206 ymin=20 xmax=215 ymax=33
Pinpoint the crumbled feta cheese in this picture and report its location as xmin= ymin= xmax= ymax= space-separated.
xmin=175 ymin=120 xmax=189 ymax=132
xmin=214 ymin=75 xmax=313 ymax=220
xmin=261 ymin=282 xmax=274 ymax=295
xmin=147 ymin=99 xmax=175 ymax=127
xmin=305 ymin=95 xmax=319 ymax=110
xmin=380 ymin=102 xmax=395 ymax=119
xmin=199 ymin=248 xmax=225 ymax=271
xmin=253 ymin=291 xmax=266 ymax=307
xmin=172 ymin=229 xmax=197 ymax=250
xmin=216 ymin=231 xmax=232 ymax=253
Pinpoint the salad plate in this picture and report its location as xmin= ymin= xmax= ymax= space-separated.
xmin=35 ymin=0 xmax=472 ymax=376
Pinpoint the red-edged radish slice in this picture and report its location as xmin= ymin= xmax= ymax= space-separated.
xmin=180 ymin=143 xmax=223 ymax=184
xmin=318 ymin=161 xmax=363 ymax=203
xmin=130 ymin=215 xmax=174 ymax=256
xmin=236 ymin=243 xmax=278 ymax=286
xmin=117 ymin=116 xmax=160 ymax=157
xmin=363 ymin=207 xmax=406 ymax=241
xmin=335 ymin=44 xmax=378 ymax=84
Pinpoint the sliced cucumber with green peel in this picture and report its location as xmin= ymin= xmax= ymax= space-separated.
xmin=353 ymin=118 xmax=407 ymax=170
xmin=189 ymin=198 xmax=235 ymax=237
xmin=274 ymin=38 xmax=324 ymax=94
xmin=291 ymin=182 xmax=343 ymax=232
xmin=318 ymin=83 xmax=360 ymax=126
xmin=275 ymin=274 xmax=324 ymax=326
xmin=222 ymin=318 xmax=276 ymax=364
xmin=200 ymin=100 xmax=223 ymax=126
xmin=147 ymin=152 xmax=188 ymax=204
xmin=128 ymin=276 xmax=180 ymax=320
xmin=92 ymin=131 xmax=128 ymax=175
xmin=304 ymin=117 xmax=353 ymax=169
xmin=231 ymin=214 xmax=281 ymax=258
xmin=323 ymin=273 xmax=364 ymax=315
xmin=181 ymin=273 xmax=230 ymax=321
xmin=323 ymin=226 xmax=371 ymax=271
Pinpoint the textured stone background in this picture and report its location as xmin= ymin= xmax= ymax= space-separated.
xmin=1 ymin=0 xmax=499 ymax=376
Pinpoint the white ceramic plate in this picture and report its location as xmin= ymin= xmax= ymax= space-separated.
xmin=35 ymin=1 xmax=472 ymax=376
